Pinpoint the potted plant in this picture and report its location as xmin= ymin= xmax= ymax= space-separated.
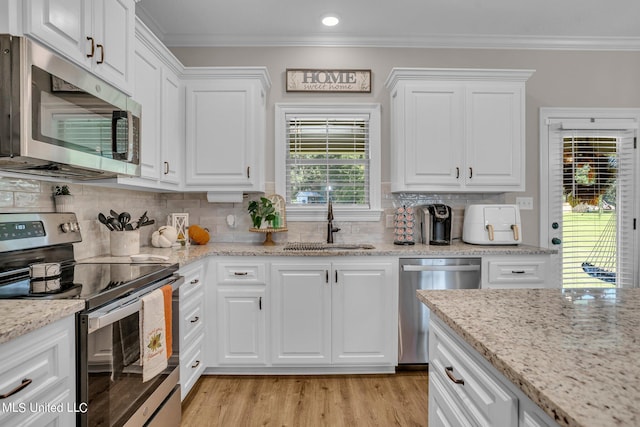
xmin=53 ymin=185 xmax=74 ymax=213
xmin=248 ymin=197 xmax=276 ymax=229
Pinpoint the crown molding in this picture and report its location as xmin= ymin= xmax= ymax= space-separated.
xmin=153 ymin=32 xmax=640 ymax=51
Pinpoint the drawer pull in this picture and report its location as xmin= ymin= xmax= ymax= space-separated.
xmin=190 ymin=279 xmax=200 ymax=285
xmin=191 ymin=360 xmax=200 ymax=369
xmin=445 ymin=367 xmax=464 ymax=385
xmin=233 ymin=272 xmax=249 ymax=276
xmin=511 ymin=270 xmax=526 ymax=274
xmin=0 ymin=378 xmax=33 ymax=399
xmin=190 ymin=316 xmax=200 ymax=323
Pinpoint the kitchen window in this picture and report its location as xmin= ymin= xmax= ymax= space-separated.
xmin=275 ymin=104 xmax=381 ymax=221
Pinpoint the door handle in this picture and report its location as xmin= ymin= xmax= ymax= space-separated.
xmin=86 ymin=36 xmax=95 ymax=58
xmin=445 ymin=366 xmax=464 ymax=385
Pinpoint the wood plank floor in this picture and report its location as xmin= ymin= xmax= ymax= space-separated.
xmin=181 ymin=371 xmax=428 ymax=427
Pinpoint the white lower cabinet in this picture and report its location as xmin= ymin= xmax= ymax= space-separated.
xmin=214 ymin=260 xmax=268 ymax=366
xmin=0 ymin=316 xmax=76 ymax=427
xmin=271 ymin=258 xmax=397 ymax=367
xmin=429 ymin=315 xmax=559 ymax=427
xmin=178 ymin=260 xmax=207 ymax=400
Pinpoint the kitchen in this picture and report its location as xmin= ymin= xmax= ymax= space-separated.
xmin=0 ymin=0 xmax=639 ymax=426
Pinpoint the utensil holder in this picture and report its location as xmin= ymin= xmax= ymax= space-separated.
xmin=110 ymin=230 xmax=140 ymax=256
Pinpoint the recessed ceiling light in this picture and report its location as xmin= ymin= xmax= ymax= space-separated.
xmin=322 ymin=15 xmax=340 ymax=27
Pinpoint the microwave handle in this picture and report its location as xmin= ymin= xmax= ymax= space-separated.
xmin=111 ymin=110 xmax=132 ymax=160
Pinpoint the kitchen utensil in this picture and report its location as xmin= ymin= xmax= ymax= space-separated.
xmin=138 ymin=219 xmax=155 ymax=228
xmin=124 ymin=223 xmax=134 ymax=231
xmin=110 ymin=209 xmax=119 ymax=218
xmin=108 ymin=217 xmax=122 ymax=231
xmin=118 ymin=212 xmax=131 ymax=227
xmin=98 ymin=213 xmax=114 ymax=231
xmin=136 ymin=211 xmax=148 ymax=229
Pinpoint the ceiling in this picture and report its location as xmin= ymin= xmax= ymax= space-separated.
xmin=136 ymin=0 xmax=640 ymax=50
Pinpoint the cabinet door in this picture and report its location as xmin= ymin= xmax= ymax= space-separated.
xmin=401 ymin=83 xmax=464 ymax=190
xmin=184 ymin=79 xmax=263 ymax=190
xmin=464 ymin=83 xmax=524 ymax=190
xmin=25 ymin=0 xmax=92 ymax=67
xmin=133 ymin=40 xmax=162 ymax=180
xmin=271 ymin=263 xmax=331 ymax=365
xmin=92 ymin=0 xmax=135 ymax=93
xmin=160 ymin=69 xmax=183 ymax=185
xmin=217 ymin=288 xmax=266 ymax=365
xmin=332 ymin=262 xmax=396 ymax=364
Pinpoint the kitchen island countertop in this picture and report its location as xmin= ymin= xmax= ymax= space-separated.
xmin=417 ymin=287 xmax=640 ymax=427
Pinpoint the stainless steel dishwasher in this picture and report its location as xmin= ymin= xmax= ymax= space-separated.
xmin=398 ymin=258 xmax=481 ymax=365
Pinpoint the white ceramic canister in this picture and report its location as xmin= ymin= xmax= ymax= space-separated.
xmin=110 ymin=230 xmax=141 ymax=256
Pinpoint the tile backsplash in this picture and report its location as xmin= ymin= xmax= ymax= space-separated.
xmin=0 ymin=176 xmax=504 ymax=259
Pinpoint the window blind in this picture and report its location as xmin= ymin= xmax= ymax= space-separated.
xmin=550 ymin=127 xmax=636 ymax=288
xmin=285 ymin=116 xmax=370 ymax=207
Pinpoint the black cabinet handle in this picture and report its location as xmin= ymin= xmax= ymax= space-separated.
xmin=190 ymin=316 xmax=199 ymax=323
xmin=469 ymin=167 xmax=473 ymax=179
xmin=0 ymin=378 xmax=32 ymax=399
xmin=335 ymin=270 xmax=338 ymax=283
xmin=325 ymin=270 xmax=329 ymax=283
xmin=456 ymin=167 xmax=460 ymax=179
xmin=247 ymin=166 xmax=250 ymax=179
xmin=191 ymin=360 xmax=200 ymax=369
xmin=96 ymin=44 xmax=104 ymax=64
xmin=164 ymin=161 xmax=169 ymax=175
xmin=86 ymin=36 xmax=95 ymax=58
xmin=259 ymin=296 xmax=262 ymax=310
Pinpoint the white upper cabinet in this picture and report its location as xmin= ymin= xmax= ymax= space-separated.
xmin=385 ymin=68 xmax=534 ymax=193
xmin=183 ymin=68 xmax=271 ymax=194
xmin=24 ymin=0 xmax=135 ymax=93
xmin=112 ymin=19 xmax=184 ymax=190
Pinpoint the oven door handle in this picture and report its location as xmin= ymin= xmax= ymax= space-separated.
xmin=88 ymin=298 xmax=141 ymax=333
xmin=402 ymin=264 xmax=480 ymax=272
xmin=87 ymin=274 xmax=184 ymax=333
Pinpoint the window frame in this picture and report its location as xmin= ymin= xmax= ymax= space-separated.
xmin=275 ymin=103 xmax=382 ymax=222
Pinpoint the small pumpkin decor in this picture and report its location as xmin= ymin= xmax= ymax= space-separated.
xmin=188 ymin=225 xmax=210 ymax=245
xmin=151 ymin=225 xmax=178 ymax=248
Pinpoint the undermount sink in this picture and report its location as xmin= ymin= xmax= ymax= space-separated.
xmin=283 ymin=242 xmax=375 ymax=251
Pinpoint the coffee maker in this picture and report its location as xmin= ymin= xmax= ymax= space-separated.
xmin=426 ymin=204 xmax=452 ymax=245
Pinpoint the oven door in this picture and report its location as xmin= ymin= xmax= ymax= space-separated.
xmin=77 ymin=275 xmax=183 ymax=427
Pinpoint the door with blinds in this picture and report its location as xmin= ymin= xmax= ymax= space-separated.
xmin=541 ymin=110 xmax=639 ymax=288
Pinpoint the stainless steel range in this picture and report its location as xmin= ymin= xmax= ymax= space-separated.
xmin=0 ymin=213 xmax=183 ymax=427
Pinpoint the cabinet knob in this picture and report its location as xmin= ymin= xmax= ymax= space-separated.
xmin=552 ymin=237 xmax=562 ymax=245
xmin=552 ymin=222 xmax=559 ymax=229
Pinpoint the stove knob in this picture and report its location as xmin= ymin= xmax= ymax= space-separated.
xmin=60 ymin=223 xmax=70 ymax=233
xmin=71 ymin=222 xmax=80 ymax=232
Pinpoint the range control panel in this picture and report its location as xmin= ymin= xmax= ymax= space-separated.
xmin=0 ymin=213 xmax=82 ymax=252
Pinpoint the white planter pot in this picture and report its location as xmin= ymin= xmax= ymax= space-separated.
xmin=54 ymin=195 xmax=74 ymax=213
xmin=110 ymin=230 xmax=140 ymax=256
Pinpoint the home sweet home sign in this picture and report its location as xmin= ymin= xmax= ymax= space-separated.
xmin=286 ymin=69 xmax=371 ymax=93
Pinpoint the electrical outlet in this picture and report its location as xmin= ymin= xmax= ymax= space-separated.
xmin=516 ymin=197 xmax=534 ymax=211
xmin=386 ymin=214 xmax=395 ymax=228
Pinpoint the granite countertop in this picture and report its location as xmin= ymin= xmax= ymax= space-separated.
xmin=417 ymin=288 xmax=640 ymax=427
xmin=0 ymin=300 xmax=85 ymax=344
xmin=82 ymin=241 xmax=555 ymax=266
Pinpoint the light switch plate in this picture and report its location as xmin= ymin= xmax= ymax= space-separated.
xmin=516 ymin=197 xmax=534 ymax=210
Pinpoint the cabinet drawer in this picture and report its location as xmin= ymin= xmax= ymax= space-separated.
xmin=0 ymin=317 xmax=74 ymax=426
xmin=181 ymin=336 xmax=205 ymax=400
xmin=181 ymin=295 xmax=205 ymax=347
xmin=180 ymin=263 xmax=205 ymax=301
xmin=487 ymin=260 xmax=546 ymax=284
xmin=430 ymin=319 xmax=517 ymax=427
xmin=217 ymin=262 xmax=266 ymax=284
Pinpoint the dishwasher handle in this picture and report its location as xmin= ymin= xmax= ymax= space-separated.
xmin=402 ymin=264 xmax=480 ymax=272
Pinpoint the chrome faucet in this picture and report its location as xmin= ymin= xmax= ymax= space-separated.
xmin=327 ymin=200 xmax=340 ymax=243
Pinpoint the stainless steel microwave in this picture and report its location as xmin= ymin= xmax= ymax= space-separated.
xmin=0 ymin=35 xmax=141 ymax=179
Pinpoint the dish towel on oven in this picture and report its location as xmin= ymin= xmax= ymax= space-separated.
xmin=140 ymin=288 xmax=168 ymax=382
